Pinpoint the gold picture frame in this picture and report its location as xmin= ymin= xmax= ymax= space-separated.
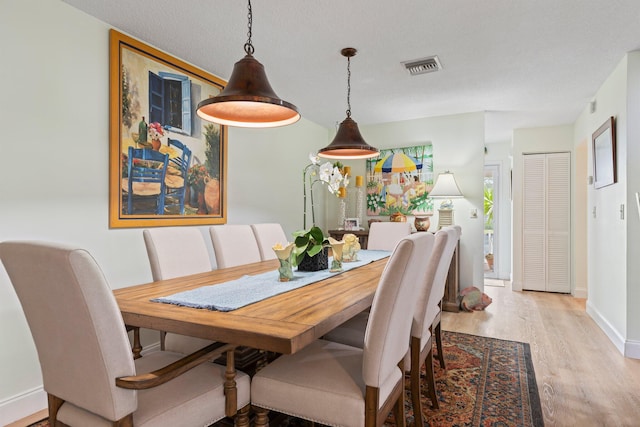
xmin=109 ymin=29 xmax=227 ymax=228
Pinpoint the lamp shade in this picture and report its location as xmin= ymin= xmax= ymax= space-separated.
xmin=317 ymin=47 xmax=379 ymax=160
xmin=429 ymin=171 xmax=463 ymax=198
xmin=318 ymin=117 xmax=380 ymax=159
xmin=196 ymin=54 xmax=300 ymax=128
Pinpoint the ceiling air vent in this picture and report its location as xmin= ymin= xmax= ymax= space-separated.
xmin=402 ymin=55 xmax=441 ymax=76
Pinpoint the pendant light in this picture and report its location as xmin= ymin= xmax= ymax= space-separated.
xmin=318 ymin=48 xmax=379 ymax=160
xmin=196 ymin=0 xmax=300 ymax=128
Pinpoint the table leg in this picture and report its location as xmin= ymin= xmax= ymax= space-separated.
xmin=224 ymin=349 xmax=237 ymax=417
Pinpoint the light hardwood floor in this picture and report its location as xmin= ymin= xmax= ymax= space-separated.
xmin=443 ymin=281 xmax=640 ymax=427
xmin=10 ymin=283 xmax=640 ymax=427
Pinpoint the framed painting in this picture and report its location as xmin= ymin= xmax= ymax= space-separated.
xmin=365 ymin=144 xmax=434 ymax=216
xmin=109 ymin=29 xmax=227 ymax=228
xmin=592 ymin=116 xmax=616 ymax=189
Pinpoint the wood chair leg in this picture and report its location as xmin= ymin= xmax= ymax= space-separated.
xmin=48 ymin=394 xmax=63 ymax=426
xmin=392 ymin=388 xmax=406 ymax=427
xmin=410 ymin=337 xmax=424 ymax=425
xmin=112 ymin=414 xmax=134 ymax=426
xmin=254 ymin=406 xmax=270 ymax=427
xmin=434 ymin=321 xmax=446 ymax=369
xmin=424 ymin=347 xmax=439 ymax=409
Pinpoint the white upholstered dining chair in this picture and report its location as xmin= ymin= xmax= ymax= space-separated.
xmin=251 ymin=232 xmax=434 ymax=427
xmin=0 ymin=241 xmax=250 ymax=427
xmin=323 ymin=229 xmax=448 ymax=416
xmin=209 ymin=225 xmax=262 ymax=268
xmin=143 ymin=227 xmax=215 ymax=354
xmin=250 ymin=223 xmax=288 ymax=261
xmin=425 ymin=225 xmax=461 ymax=371
xmin=367 ymin=221 xmax=412 ymax=250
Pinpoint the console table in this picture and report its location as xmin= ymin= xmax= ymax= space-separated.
xmin=329 ymin=228 xmax=460 ymax=312
xmin=442 ymin=240 xmax=460 ymax=312
xmin=328 ymin=229 xmax=369 ymax=249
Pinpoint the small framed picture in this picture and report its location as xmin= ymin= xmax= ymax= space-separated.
xmin=344 ymin=218 xmax=360 ymax=231
xmin=592 ymin=116 xmax=617 ymax=189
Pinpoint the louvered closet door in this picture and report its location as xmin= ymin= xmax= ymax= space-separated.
xmin=546 ymin=153 xmax=570 ymax=292
xmin=522 ymin=152 xmax=571 ymax=293
xmin=523 ymin=155 xmax=547 ymax=291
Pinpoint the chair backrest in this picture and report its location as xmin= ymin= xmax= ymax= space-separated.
xmin=251 ymin=223 xmax=289 ymax=261
xmin=428 ymin=226 xmax=460 ymax=308
xmin=367 ymin=221 xmax=412 ymax=250
xmin=143 ymin=227 xmax=211 ymax=281
xmin=209 ymin=225 xmax=262 ymax=268
xmin=127 ymin=146 xmax=169 ymax=215
xmin=411 ymin=229 xmax=448 ymax=339
xmin=0 ymin=241 xmax=137 ymax=421
xmin=362 ymin=232 xmax=434 ymax=389
xmin=167 ymin=138 xmax=192 ymax=179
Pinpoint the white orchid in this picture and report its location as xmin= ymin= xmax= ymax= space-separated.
xmin=303 ymin=154 xmax=347 ymax=229
xmin=308 ymin=152 xmax=320 ymax=165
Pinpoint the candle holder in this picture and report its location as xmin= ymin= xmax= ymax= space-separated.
xmin=355 ymin=175 xmax=364 ymax=230
xmin=338 ymin=187 xmax=347 ymax=228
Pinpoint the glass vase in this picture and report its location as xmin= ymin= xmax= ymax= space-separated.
xmin=355 ymin=185 xmax=364 ymax=230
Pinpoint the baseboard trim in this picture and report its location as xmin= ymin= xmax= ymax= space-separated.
xmin=624 ymin=339 xmax=640 ymax=359
xmin=585 ymin=299 xmax=626 ymax=355
xmin=0 ymin=386 xmax=46 ymax=426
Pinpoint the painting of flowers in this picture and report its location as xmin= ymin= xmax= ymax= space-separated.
xmin=365 ymin=144 xmax=434 ymax=217
xmin=109 ymin=29 xmax=227 ymax=228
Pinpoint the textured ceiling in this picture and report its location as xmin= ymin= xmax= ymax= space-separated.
xmin=63 ymin=0 xmax=640 ymax=143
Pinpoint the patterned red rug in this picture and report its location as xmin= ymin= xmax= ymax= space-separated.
xmin=402 ymin=331 xmax=544 ymax=427
xmin=29 ymin=331 xmax=543 ymax=427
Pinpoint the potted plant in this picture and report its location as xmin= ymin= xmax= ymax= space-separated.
xmin=485 ymin=253 xmax=494 ymax=270
xmin=187 ymin=164 xmax=211 ymax=214
xmin=292 ymin=226 xmax=329 ymax=271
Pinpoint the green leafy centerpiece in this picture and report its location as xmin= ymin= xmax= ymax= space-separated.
xmin=293 ymin=226 xmax=329 ymax=271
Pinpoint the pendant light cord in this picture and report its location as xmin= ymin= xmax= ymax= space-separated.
xmin=244 ymin=0 xmax=254 ymax=55
xmin=346 ymin=55 xmax=351 ymax=118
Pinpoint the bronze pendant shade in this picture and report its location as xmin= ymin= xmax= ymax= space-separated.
xmin=318 ymin=48 xmax=379 ymax=160
xmin=196 ymin=1 xmax=300 ymax=128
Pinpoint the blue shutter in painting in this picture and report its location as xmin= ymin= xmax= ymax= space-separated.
xmin=148 ymin=71 xmax=164 ymax=125
xmin=158 ymin=72 xmax=192 ymax=136
xmin=181 ymin=78 xmax=191 ymax=135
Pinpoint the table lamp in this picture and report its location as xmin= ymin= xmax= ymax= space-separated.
xmin=428 ymin=171 xmax=463 ymax=229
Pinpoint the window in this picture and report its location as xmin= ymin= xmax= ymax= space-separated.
xmin=149 ymin=71 xmax=192 ymax=136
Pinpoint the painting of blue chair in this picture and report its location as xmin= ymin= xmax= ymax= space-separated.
xmin=164 ymin=138 xmax=192 ymax=215
xmin=124 ymin=147 xmax=169 ymax=215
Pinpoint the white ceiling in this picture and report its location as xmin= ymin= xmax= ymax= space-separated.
xmin=63 ymin=0 xmax=640 ymax=143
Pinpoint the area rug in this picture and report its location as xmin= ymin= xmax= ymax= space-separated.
xmin=400 ymin=331 xmax=544 ymax=427
xmin=28 ymin=332 xmax=543 ymax=427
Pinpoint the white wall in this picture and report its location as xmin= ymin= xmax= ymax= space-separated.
xmin=0 ymin=1 xmax=329 ymax=424
xmin=484 ymin=141 xmax=513 ymax=281
xmin=512 ymin=125 xmax=574 ymax=292
xmin=625 ymin=52 xmax=640 ymax=352
xmin=576 ymin=55 xmax=628 ymax=351
xmin=574 ymin=52 xmax=640 ymax=357
xmin=357 ymin=113 xmax=487 ymax=290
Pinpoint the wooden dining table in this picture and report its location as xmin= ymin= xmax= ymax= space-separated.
xmin=114 ymin=256 xmax=388 ymax=355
